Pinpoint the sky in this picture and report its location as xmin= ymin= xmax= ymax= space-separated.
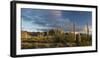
xmin=21 ymin=8 xmax=92 ymax=32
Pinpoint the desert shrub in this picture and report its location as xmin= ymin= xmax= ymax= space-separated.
xmin=21 ymin=43 xmax=36 ymax=49
xmin=80 ymin=34 xmax=92 ymax=46
xmin=47 ymin=29 xmax=69 ymax=47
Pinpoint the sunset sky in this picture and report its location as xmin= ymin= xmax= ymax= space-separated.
xmin=21 ymin=8 xmax=92 ymax=32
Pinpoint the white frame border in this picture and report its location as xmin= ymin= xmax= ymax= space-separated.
xmin=16 ymin=3 xmax=96 ymax=55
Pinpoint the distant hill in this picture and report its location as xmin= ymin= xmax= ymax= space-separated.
xmin=21 ymin=31 xmax=47 ymax=40
xmin=21 ymin=31 xmax=32 ymax=40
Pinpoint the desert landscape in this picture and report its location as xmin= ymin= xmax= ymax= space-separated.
xmin=21 ymin=27 xmax=92 ymax=49
xmin=21 ymin=8 xmax=92 ymax=49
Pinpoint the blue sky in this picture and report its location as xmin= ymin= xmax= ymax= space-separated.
xmin=21 ymin=8 xmax=92 ymax=32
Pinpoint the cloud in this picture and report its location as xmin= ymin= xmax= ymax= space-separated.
xmin=21 ymin=8 xmax=92 ymax=32
xmin=21 ymin=8 xmax=74 ymax=32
